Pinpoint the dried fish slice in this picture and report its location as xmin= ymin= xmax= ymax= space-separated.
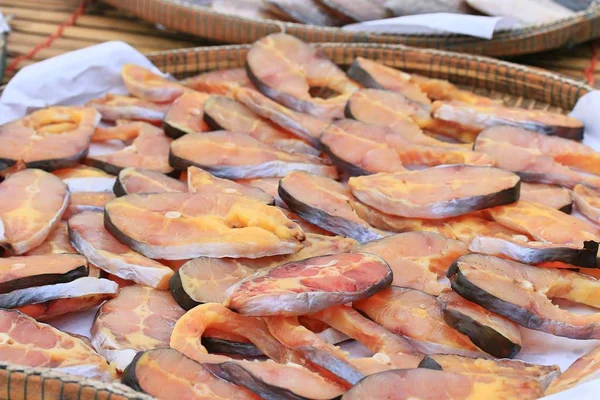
xmin=476 ymin=126 xmax=600 ymax=179
xmin=69 ymin=211 xmax=174 ymax=289
xmin=355 ymin=232 xmax=468 ymax=295
xmin=346 ymin=89 xmax=466 ymax=148
xmin=349 ymin=166 xmax=520 ymax=219
xmin=439 ymin=290 xmax=522 ymax=358
xmin=433 ymin=101 xmax=584 ymax=140
xmin=235 ymin=88 xmax=328 ymax=147
xmin=91 ymin=285 xmax=185 ymax=371
xmin=182 ymin=68 xmax=255 ymax=94
xmin=62 ymin=191 xmax=116 ymax=220
xmin=320 ymin=121 xmax=406 ymax=175
xmin=385 ymin=0 xmax=473 ymax=15
xmin=104 ymin=192 xmax=305 ymax=259
xmin=468 ymin=236 xmax=599 ymax=269
xmin=17 ymin=291 xmax=114 ymax=321
xmin=420 ymin=355 xmax=559 ymax=389
xmin=279 ymin=171 xmax=383 ymax=243
xmin=163 ymin=91 xmax=211 ymax=139
xmin=264 ymin=316 xmax=365 ymax=386
xmin=53 ymin=165 xmax=116 ymax=193
xmin=170 ymin=233 xmax=357 ymax=309
xmin=346 ymin=88 xmax=432 ymax=129
xmin=187 ymin=166 xmax=273 ymax=203
xmin=545 ymin=345 xmax=600 ymax=395
xmin=319 ymin=0 xmax=389 ymax=21
xmin=341 ymin=369 xmax=543 ymax=400
xmin=485 ymin=201 xmax=600 ymax=247
xmin=170 ymin=131 xmax=337 ymax=179
xmin=0 ymin=107 xmax=99 ymax=171
xmin=521 ymin=182 xmax=572 ymax=213
xmin=247 ymin=33 xmax=360 ymax=120
xmin=192 ymin=354 xmax=346 ymax=400
xmin=87 ymin=94 xmax=168 ymax=123
xmin=87 ymin=123 xmax=173 ymax=175
xmin=0 ymin=254 xmax=87 ymax=294
xmin=266 ymin=0 xmax=348 ymax=25
xmin=0 ymin=169 xmax=69 ymax=255
xmin=354 ymin=287 xmax=483 ymax=357
xmin=122 ymin=64 xmax=185 ymax=102
xmin=410 ymin=74 xmax=498 ymax=105
xmin=0 ymin=276 xmax=118 ymax=309
xmin=203 ymin=95 xmax=318 ymax=155
xmin=25 ymin=221 xmax=76 ymax=255
xmin=310 ymin=305 xmax=425 ymax=369
xmin=122 ymin=348 xmax=258 ymax=400
xmin=226 ymin=253 xmax=392 ymax=316
xmin=0 ymin=309 xmax=115 ymax=381
xmin=347 ymin=58 xmax=430 ymax=105
xmin=573 ymin=184 xmax=600 ymax=224
xmin=321 ymin=119 xmax=493 ymax=173
xmin=448 ymin=254 xmax=600 ymax=339
xmin=467 ymin=0 xmax=575 ymax=24
xmin=114 ymin=167 xmax=186 ymax=196
xmin=171 ymin=303 xmax=289 ymax=361
xmin=211 ymin=0 xmax=279 ymax=19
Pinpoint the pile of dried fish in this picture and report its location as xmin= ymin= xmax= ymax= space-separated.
xmin=182 ymin=0 xmax=595 ymax=26
xmin=2 ymin=33 xmax=600 ymax=399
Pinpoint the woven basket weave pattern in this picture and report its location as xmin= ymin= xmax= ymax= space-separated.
xmin=106 ymin=0 xmax=600 ymax=56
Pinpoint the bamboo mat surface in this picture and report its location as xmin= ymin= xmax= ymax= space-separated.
xmin=1 ymin=0 xmax=599 ymax=88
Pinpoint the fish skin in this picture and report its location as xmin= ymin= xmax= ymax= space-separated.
xmin=448 ymin=254 xmax=600 ymax=339
xmin=266 ymin=0 xmax=350 ymax=26
xmin=226 ymin=253 xmax=393 ymax=316
xmin=385 ymin=0 xmax=473 ymax=16
xmin=466 ymin=0 xmax=575 ymax=24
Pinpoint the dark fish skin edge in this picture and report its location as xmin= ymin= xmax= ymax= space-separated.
xmin=202 ymin=106 xmax=228 ymax=131
xmin=298 ymin=345 xmax=364 ymax=385
xmin=112 ymin=176 xmax=128 ymax=197
xmin=104 ymin=209 xmax=150 ymax=257
xmin=170 ymin=149 xmax=275 ymax=180
xmin=246 ymin=63 xmax=325 ymax=118
xmin=521 ymin=240 xmax=598 ymax=268
xmin=517 ymin=121 xmax=584 ymax=142
xmin=203 ymin=337 xmax=264 ymax=358
xmin=447 ymin=261 xmax=600 ymax=339
xmin=162 ymin=119 xmax=192 ymax=139
xmin=346 ymin=61 xmax=386 ymax=91
xmin=203 ymin=361 xmax=312 ymax=400
xmin=278 ymin=183 xmax=382 ymax=244
xmin=320 ymin=143 xmax=371 ymax=177
xmin=0 ymin=264 xmax=88 ymax=295
xmin=6 ymin=148 xmax=89 ymax=172
xmin=169 ymin=270 xmax=202 ymax=311
xmin=87 ymin=158 xmax=178 ymax=178
xmin=417 ymin=356 xmax=443 ymax=370
xmin=442 ymin=307 xmax=521 ymax=359
xmin=121 ymin=350 xmax=146 ymax=393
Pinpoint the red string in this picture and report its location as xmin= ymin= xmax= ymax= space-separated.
xmin=5 ymin=0 xmax=86 ymax=75
xmin=584 ymin=40 xmax=599 ymax=87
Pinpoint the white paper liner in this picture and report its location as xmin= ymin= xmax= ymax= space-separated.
xmin=0 ymin=41 xmax=599 ymax=398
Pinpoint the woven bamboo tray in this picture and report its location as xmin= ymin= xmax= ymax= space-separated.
xmin=104 ymin=0 xmax=600 ymax=57
xmin=0 ymin=42 xmax=594 ymax=399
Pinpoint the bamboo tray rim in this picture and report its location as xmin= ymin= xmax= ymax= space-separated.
xmin=139 ymin=0 xmax=600 ymax=38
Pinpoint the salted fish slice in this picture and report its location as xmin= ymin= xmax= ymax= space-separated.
xmin=0 ymin=309 xmax=115 ymax=381
xmin=170 ymin=131 xmax=337 ymax=179
xmin=69 ymin=211 xmax=173 ymax=289
xmin=91 ymin=285 xmax=185 ymax=371
xmin=0 ymin=169 xmax=69 ymax=255
xmin=104 ymin=192 xmax=305 ymax=259
xmin=114 ymin=167 xmax=186 ymax=196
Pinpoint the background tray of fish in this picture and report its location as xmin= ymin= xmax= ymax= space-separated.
xmin=1 ymin=36 xmax=600 ymax=400
xmin=103 ymin=0 xmax=600 ymax=57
